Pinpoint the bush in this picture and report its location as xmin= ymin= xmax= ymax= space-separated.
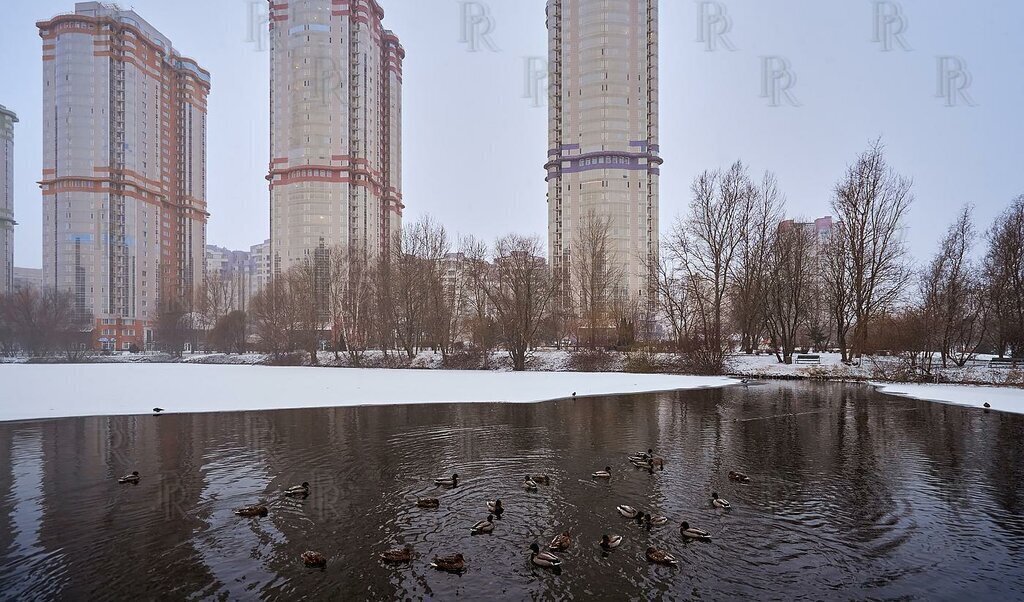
xmin=565 ymin=349 xmax=615 ymax=372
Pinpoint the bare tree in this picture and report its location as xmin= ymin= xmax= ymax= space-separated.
xmin=462 ymin=236 xmax=499 ymax=364
xmin=822 ymin=228 xmax=854 ymax=360
xmin=481 ymin=234 xmax=553 ymax=371
xmin=1 ymin=288 xmax=93 ymax=359
xmin=327 ymin=246 xmax=376 ymax=366
xmin=731 ymin=172 xmax=783 ymax=353
xmin=386 ymin=215 xmax=449 ymax=359
xmin=571 ymin=209 xmax=620 ymax=348
xmin=831 ymin=140 xmax=913 ymax=359
xmin=667 ymin=161 xmax=748 ymax=373
xmin=984 ymin=195 xmax=1024 ymax=357
xmin=764 ymin=223 xmax=815 ymax=363
xmin=250 ymin=275 xmax=300 ymax=357
xmin=920 ymin=205 xmax=987 ymax=366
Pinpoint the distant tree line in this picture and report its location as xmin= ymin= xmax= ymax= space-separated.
xmin=4 ymin=139 xmax=1023 ymax=374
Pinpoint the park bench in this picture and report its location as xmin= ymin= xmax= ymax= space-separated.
xmin=794 ymin=354 xmax=821 ymax=365
xmin=990 ymin=358 xmax=1022 ymax=369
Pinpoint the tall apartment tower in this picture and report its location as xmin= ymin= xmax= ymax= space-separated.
xmin=38 ymin=2 xmax=210 ymax=351
xmin=268 ymin=0 xmax=404 ymax=274
xmin=545 ymin=0 xmax=660 ymax=309
xmin=0 ymin=105 xmax=16 ymax=295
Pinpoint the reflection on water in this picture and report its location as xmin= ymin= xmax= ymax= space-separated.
xmin=0 ymin=382 xmax=1022 ymax=599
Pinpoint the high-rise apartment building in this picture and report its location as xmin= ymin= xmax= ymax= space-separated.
xmin=545 ymin=0 xmax=660 ymax=308
xmin=38 ymin=2 xmax=210 ymax=350
xmin=268 ymin=0 xmax=404 ymax=274
xmin=0 ymin=105 xmax=16 ymax=295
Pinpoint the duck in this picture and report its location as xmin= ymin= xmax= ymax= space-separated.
xmin=648 ymin=514 xmax=669 ymax=527
xmin=549 ymin=531 xmax=572 ymax=551
xmin=645 ymin=546 xmax=678 ymax=566
xmin=301 ymin=551 xmax=327 ymax=568
xmin=470 ymin=514 xmax=495 ymax=535
xmin=983 ymin=402 xmax=991 ymax=409
xmin=534 ymin=474 xmax=551 ymax=485
xmin=712 ymin=492 xmax=731 ymax=509
xmin=631 ymin=457 xmax=654 ymax=469
xmin=379 ymin=546 xmax=414 ymax=562
xmin=636 ymin=512 xmax=648 ymax=527
xmin=284 ymin=482 xmax=310 ymax=497
xmin=234 ymin=504 xmax=269 ymax=517
xmin=431 ymin=553 xmax=465 ymax=572
xmin=592 ymin=466 xmax=612 ymax=479
xmin=523 ymin=475 xmax=539 ymax=491
xmin=617 ymin=504 xmax=639 ymax=519
xmin=728 ymin=470 xmax=751 ymax=484
xmin=487 ymin=499 xmax=504 ymax=515
xmin=529 ymin=543 xmax=562 ymax=568
xmin=600 ymin=534 xmax=623 ymax=550
xmin=152 ymin=407 xmax=164 ymax=416
xmin=434 ymin=473 xmax=459 ymax=488
xmin=416 ymin=498 xmax=440 ymax=509
xmin=680 ymin=521 xmax=712 ymax=541
xmin=117 ymin=471 xmax=141 ymax=484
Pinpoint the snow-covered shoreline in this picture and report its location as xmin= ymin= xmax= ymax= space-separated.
xmin=0 ymin=363 xmax=735 ymax=423
xmin=871 ymin=382 xmax=1024 ymax=415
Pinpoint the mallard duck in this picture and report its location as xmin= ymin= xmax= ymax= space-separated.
xmin=285 ymin=482 xmax=310 ymax=497
xmin=712 ymin=492 xmax=731 ymax=509
xmin=431 ymin=553 xmax=465 ymax=572
xmin=470 ymin=514 xmax=495 ymax=535
xmin=302 ymin=550 xmax=326 ymax=568
xmin=152 ymin=407 xmax=164 ymax=413
xmin=434 ymin=473 xmax=459 ymax=488
xmin=529 ymin=543 xmax=561 ymax=568
xmin=592 ymin=466 xmax=612 ymax=479
xmin=523 ymin=475 xmax=539 ymax=491
xmin=600 ymin=534 xmax=623 ymax=550
xmin=487 ymin=499 xmax=504 ymax=514
xmin=728 ymin=470 xmax=751 ymax=484
xmin=648 ymin=514 xmax=668 ymax=526
xmin=635 ymin=511 xmax=648 ymax=526
xmin=416 ymin=498 xmax=440 ymax=509
xmin=234 ymin=504 xmax=269 ymax=517
xmin=534 ymin=474 xmax=551 ymax=485
xmin=631 ymin=457 xmax=654 ymax=469
xmin=379 ymin=546 xmax=414 ymax=562
xmin=549 ymin=531 xmax=571 ymax=551
xmin=680 ymin=521 xmax=711 ymax=541
xmin=617 ymin=504 xmax=638 ymax=519
xmin=646 ymin=546 xmax=678 ymax=566
xmin=117 ymin=471 xmax=140 ymax=484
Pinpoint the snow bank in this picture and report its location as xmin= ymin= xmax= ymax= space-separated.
xmin=0 ymin=364 xmax=735 ymax=422
xmin=872 ymin=382 xmax=1024 ymax=415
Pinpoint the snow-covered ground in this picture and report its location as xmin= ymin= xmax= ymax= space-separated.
xmin=0 ymin=364 xmax=734 ymax=422
xmin=872 ymin=382 xmax=1024 ymax=415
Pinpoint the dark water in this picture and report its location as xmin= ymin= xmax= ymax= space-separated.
xmin=0 ymin=382 xmax=1022 ymax=600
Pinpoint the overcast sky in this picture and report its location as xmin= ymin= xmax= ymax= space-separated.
xmin=2 ymin=0 xmax=1022 ymax=268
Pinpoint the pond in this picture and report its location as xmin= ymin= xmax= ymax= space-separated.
xmin=0 ymin=381 xmax=1021 ymax=599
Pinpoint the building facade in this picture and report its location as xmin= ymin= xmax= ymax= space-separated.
xmin=38 ymin=2 xmax=210 ymax=350
xmin=204 ymin=239 xmax=272 ymax=313
xmin=0 ymin=105 xmax=16 ymax=295
xmin=13 ymin=267 xmax=43 ymax=293
xmin=268 ymin=0 xmax=404 ymax=275
xmin=546 ymin=0 xmax=660 ymax=310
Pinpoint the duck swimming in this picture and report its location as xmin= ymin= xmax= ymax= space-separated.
xmin=434 ymin=473 xmax=459 ymax=488
xmin=712 ymin=492 xmax=731 ymax=509
xmin=530 ymin=543 xmax=561 ymax=568
xmin=680 ymin=521 xmax=712 ymax=541
xmin=487 ymin=499 xmax=504 ymax=515
xmin=379 ymin=546 xmax=414 ymax=562
xmin=117 ymin=471 xmax=141 ymax=484
xmin=534 ymin=475 xmax=551 ymax=485
xmin=592 ymin=466 xmax=612 ymax=479
xmin=284 ymin=482 xmax=310 ymax=497
xmin=600 ymin=534 xmax=623 ymax=550
xmin=234 ymin=504 xmax=269 ymax=517
xmin=648 ymin=514 xmax=668 ymax=526
xmin=431 ymin=553 xmax=465 ymax=572
xmin=728 ymin=471 xmax=751 ymax=484
xmin=523 ymin=475 xmax=539 ymax=491
xmin=301 ymin=551 xmax=327 ymax=568
xmin=416 ymin=498 xmax=440 ymax=509
xmin=617 ymin=505 xmax=639 ymax=519
xmin=549 ymin=531 xmax=571 ymax=551
xmin=470 ymin=514 xmax=495 ymax=535
xmin=646 ymin=546 xmax=678 ymax=566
